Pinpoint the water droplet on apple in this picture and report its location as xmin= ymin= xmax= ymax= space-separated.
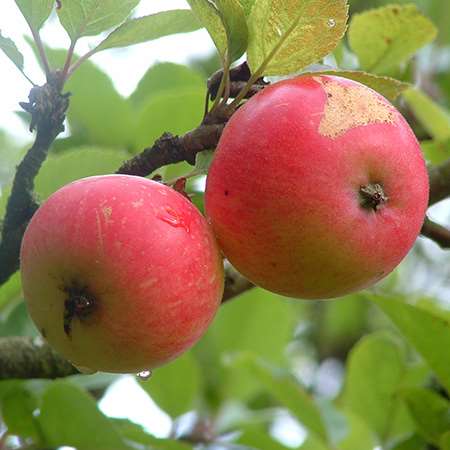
xmin=157 ymin=207 xmax=190 ymax=232
xmin=136 ymin=370 xmax=152 ymax=380
xmin=327 ymin=18 xmax=336 ymax=28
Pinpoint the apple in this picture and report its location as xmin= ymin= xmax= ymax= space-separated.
xmin=205 ymin=75 xmax=429 ymax=299
xmin=20 ymin=175 xmax=224 ymax=373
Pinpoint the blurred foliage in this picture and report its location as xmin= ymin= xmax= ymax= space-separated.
xmin=1 ymin=0 xmax=450 ymax=449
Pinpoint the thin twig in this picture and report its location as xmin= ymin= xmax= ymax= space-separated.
xmin=0 ymin=77 xmax=69 ymax=285
xmin=31 ymin=28 xmax=51 ymax=77
xmin=421 ymin=217 xmax=450 ymax=249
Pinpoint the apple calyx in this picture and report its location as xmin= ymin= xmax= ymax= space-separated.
xmin=359 ymin=183 xmax=388 ymax=211
xmin=63 ymin=283 xmax=96 ymax=336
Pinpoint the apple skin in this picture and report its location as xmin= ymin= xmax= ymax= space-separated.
xmin=20 ymin=175 xmax=224 ymax=373
xmin=205 ymin=75 xmax=429 ymax=299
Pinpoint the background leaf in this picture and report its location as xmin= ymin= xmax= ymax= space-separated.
xmin=94 ymin=10 xmax=202 ymax=53
xmin=215 ymin=0 xmax=249 ymax=62
xmin=402 ymin=387 xmax=450 ymax=445
xmin=340 ymin=332 xmax=409 ymax=441
xmin=187 ymin=0 xmax=228 ymax=60
xmin=57 ymin=0 xmax=139 ymax=40
xmin=348 ymin=4 xmax=437 ymax=74
xmin=1 ymin=387 xmax=41 ymax=441
xmin=140 ymin=353 xmax=202 ymax=418
xmin=15 ymin=0 xmax=54 ymax=31
xmin=247 ymin=0 xmax=348 ymax=76
xmin=371 ymin=296 xmax=450 ymax=393
xmin=38 ymin=381 xmax=130 ymax=450
xmin=0 ymin=32 xmax=25 ymax=73
xmin=402 ymin=88 xmax=450 ymax=141
xmin=35 ymin=147 xmax=128 ymax=199
xmin=303 ymin=70 xmax=409 ymax=101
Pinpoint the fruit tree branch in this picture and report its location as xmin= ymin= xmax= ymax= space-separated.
xmin=0 ymin=75 xmax=69 ymax=286
xmin=428 ymin=159 xmax=450 ymax=206
xmin=421 ymin=217 xmax=450 ymax=249
xmin=0 ymin=336 xmax=78 ymax=379
xmin=117 ymin=125 xmax=225 ymax=177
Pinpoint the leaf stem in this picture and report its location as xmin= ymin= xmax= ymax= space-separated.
xmin=31 ymin=28 xmax=51 ymax=77
xmin=211 ymin=56 xmax=231 ymax=111
xmin=67 ymin=47 xmax=97 ymax=80
xmin=61 ymin=39 xmax=77 ymax=86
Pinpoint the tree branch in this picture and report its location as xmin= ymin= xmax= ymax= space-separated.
xmin=117 ymin=124 xmax=225 ymax=177
xmin=428 ymin=159 xmax=450 ymax=206
xmin=0 ymin=77 xmax=69 ymax=285
xmin=0 ymin=336 xmax=78 ymax=379
xmin=421 ymin=217 xmax=450 ymax=249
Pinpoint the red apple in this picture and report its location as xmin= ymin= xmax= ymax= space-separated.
xmin=20 ymin=175 xmax=224 ymax=373
xmin=205 ymin=75 xmax=429 ymax=299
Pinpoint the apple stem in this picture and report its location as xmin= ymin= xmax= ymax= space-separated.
xmin=359 ymin=183 xmax=388 ymax=211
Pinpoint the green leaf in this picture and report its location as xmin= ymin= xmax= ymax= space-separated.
xmin=194 ymin=150 xmax=215 ymax=174
xmin=402 ymin=88 xmax=450 ymax=142
xmin=38 ymin=381 xmax=130 ymax=450
xmin=129 ymin=63 xmax=204 ymax=110
xmin=15 ymin=0 xmax=54 ymax=31
xmin=300 ymin=435 xmax=330 ymax=450
xmin=442 ymin=431 xmax=450 ymax=450
xmin=57 ymin=0 xmax=139 ymax=40
xmin=247 ymin=0 xmax=348 ymax=76
xmin=420 ymin=140 xmax=450 ymax=165
xmin=113 ymin=419 xmax=192 ymax=450
xmin=236 ymin=356 xmax=328 ymax=442
xmin=35 ymin=147 xmax=128 ymax=199
xmin=338 ymin=410 xmax=375 ymax=450
xmin=1 ymin=387 xmax=41 ymax=440
xmin=391 ymin=434 xmax=428 ymax=450
xmin=134 ymin=89 xmax=205 ymax=152
xmin=402 ymin=387 xmax=450 ymax=445
xmin=66 ymin=62 xmax=134 ymax=149
xmin=0 ymin=31 xmax=25 ymax=73
xmin=0 ymin=301 xmax=38 ymax=337
xmin=140 ymin=352 xmax=202 ymax=418
xmin=237 ymin=425 xmax=291 ymax=450
xmin=194 ymin=288 xmax=297 ymax=405
xmin=0 ymin=272 xmax=22 ymax=311
xmin=341 ymin=332 xmax=407 ymax=440
xmin=94 ymin=9 xmax=202 ymax=53
xmin=371 ymin=296 xmax=450 ymax=393
xmin=215 ymin=0 xmax=249 ymax=62
xmin=239 ymin=0 xmax=256 ymax=16
xmin=187 ymin=0 xmax=228 ymax=60
xmin=348 ymin=4 xmax=437 ymax=74
xmin=303 ymin=70 xmax=409 ymax=101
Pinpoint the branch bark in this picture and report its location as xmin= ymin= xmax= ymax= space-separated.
xmin=421 ymin=217 xmax=450 ymax=249
xmin=0 ymin=78 xmax=69 ymax=285
xmin=0 ymin=336 xmax=78 ymax=379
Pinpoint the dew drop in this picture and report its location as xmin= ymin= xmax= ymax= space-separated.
xmin=136 ymin=370 xmax=152 ymax=381
xmin=157 ymin=206 xmax=190 ymax=232
xmin=327 ymin=18 xmax=336 ymax=28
